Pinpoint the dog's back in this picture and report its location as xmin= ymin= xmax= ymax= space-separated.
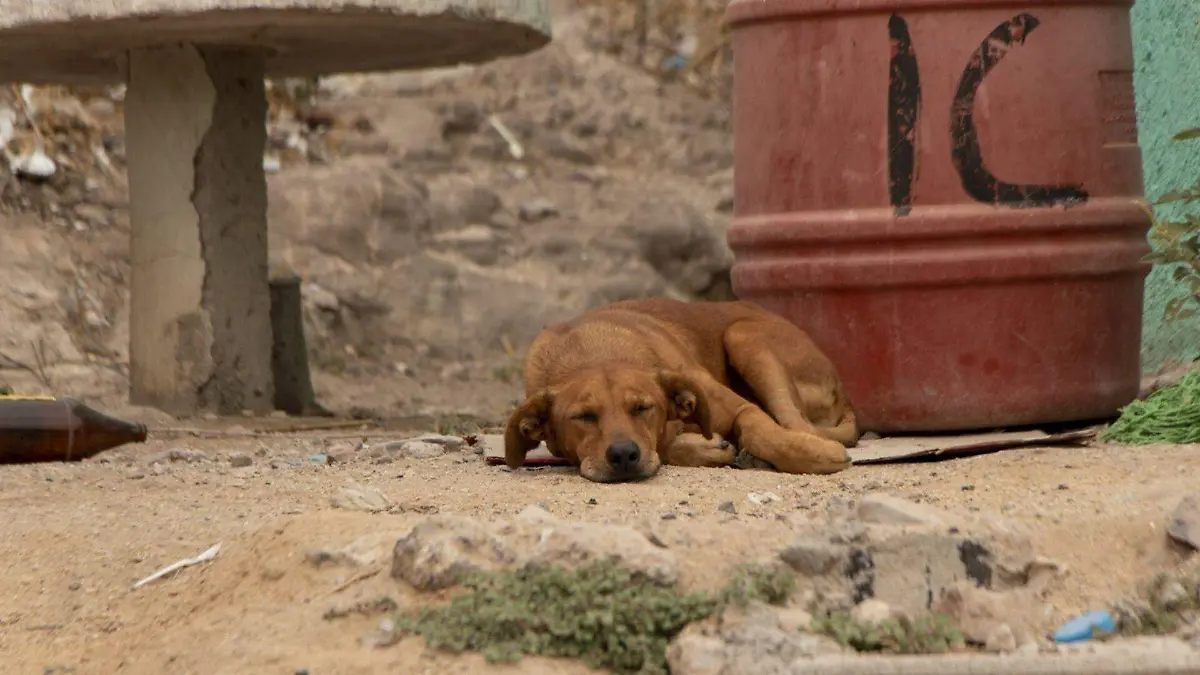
xmin=524 ymin=298 xmax=771 ymax=393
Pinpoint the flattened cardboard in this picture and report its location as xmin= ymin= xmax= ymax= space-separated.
xmin=849 ymin=427 xmax=1098 ymax=466
xmin=482 ymin=427 xmax=1100 ymax=468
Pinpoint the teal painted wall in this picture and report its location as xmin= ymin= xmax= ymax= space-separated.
xmin=1132 ymin=1 xmax=1200 ymax=373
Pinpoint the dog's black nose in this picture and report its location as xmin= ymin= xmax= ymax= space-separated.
xmin=606 ymin=441 xmax=642 ymax=474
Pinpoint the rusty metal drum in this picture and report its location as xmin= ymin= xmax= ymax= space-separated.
xmin=726 ymin=0 xmax=1150 ymax=432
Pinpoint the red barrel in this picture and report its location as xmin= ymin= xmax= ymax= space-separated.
xmin=727 ymin=0 xmax=1150 ymax=433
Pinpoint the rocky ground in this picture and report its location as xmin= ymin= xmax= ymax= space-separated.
xmin=1 ymin=0 xmax=1199 ymax=673
xmin=1 ymin=426 xmax=1198 ymax=674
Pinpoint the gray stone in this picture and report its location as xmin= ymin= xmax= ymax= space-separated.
xmin=615 ymin=197 xmax=732 ymax=297
xmin=229 ymin=453 xmax=254 ymax=467
xmin=1157 ymin=579 xmax=1191 ymax=610
xmin=857 ymin=492 xmax=958 ymax=527
xmin=386 ymin=439 xmax=446 ymax=459
xmin=666 ymin=632 xmax=726 ymax=675
xmin=984 ymin=623 xmax=1018 ymax=653
xmin=526 ymin=520 xmax=678 ymax=586
xmin=1168 ymin=493 xmax=1200 ymax=550
xmin=391 ymin=515 xmax=518 ymax=591
xmin=331 ymin=482 xmax=392 ymax=513
xmin=850 ymin=599 xmax=892 ymax=626
xmin=392 ymin=508 xmax=677 ymax=591
xmin=780 ymin=536 xmax=847 ymax=576
xmin=933 ymin=582 xmax=1038 ymax=646
xmin=518 ymin=198 xmax=558 ymax=222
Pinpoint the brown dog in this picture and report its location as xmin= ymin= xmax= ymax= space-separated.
xmin=504 ymin=298 xmax=858 ymax=483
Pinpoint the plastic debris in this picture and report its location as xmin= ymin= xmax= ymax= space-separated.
xmin=487 ymin=114 xmax=524 ymax=160
xmin=12 ymin=145 xmax=57 ymax=179
xmin=1052 ymin=609 xmax=1116 ymax=643
xmin=133 ymin=543 xmax=221 ymax=590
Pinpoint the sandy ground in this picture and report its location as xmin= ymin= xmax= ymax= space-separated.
xmin=0 ymin=421 xmax=1195 ymax=675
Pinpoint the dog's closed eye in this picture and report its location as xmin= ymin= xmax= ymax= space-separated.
xmin=630 ymin=402 xmax=653 ymax=417
xmin=571 ymin=411 xmax=599 ymax=424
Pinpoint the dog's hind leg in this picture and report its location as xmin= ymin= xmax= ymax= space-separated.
xmin=723 ymin=318 xmax=859 ymax=447
xmin=663 ymin=432 xmax=736 ymax=467
xmin=671 ymin=366 xmax=850 ymax=474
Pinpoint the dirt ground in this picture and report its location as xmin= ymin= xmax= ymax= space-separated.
xmin=0 ymin=0 xmax=1195 ymax=672
xmin=0 ymin=419 xmax=1195 ymax=674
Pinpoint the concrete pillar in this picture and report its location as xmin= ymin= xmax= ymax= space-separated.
xmin=125 ymin=45 xmax=274 ymax=416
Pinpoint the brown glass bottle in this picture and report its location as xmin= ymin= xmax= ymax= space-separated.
xmin=0 ymin=396 xmax=148 ymax=464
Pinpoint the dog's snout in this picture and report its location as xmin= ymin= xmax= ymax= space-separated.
xmin=605 ymin=440 xmax=642 ymax=474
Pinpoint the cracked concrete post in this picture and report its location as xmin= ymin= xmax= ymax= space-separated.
xmin=126 ymin=46 xmax=272 ymax=416
xmin=0 ymin=1 xmax=551 ymax=417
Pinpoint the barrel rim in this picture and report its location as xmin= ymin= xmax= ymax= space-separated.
xmin=728 ymin=198 xmax=1152 ymax=246
xmin=727 ymin=0 xmax=1135 ymax=25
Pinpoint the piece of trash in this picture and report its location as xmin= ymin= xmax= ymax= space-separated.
xmin=487 ymin=114 xmax=525 ymax=160
xmin=308 ymin=453 xmax=329 ymax=464
xmin=747 ymin=491 xmax=781 ymax=506
xmin=0 ymin=106 xmax=16 ymax=148
xmin=263 ymin=155 xmax=282 ymax=173
xmin=132 ymin=543 xmax=221 ymax=590
xmin=662 ymin=54 xmax=690 ymax=71
xmin=1052 ymin=609 xmax=1115 ymax=643
xmin=12 ymin=146 xmax=56 ymax=179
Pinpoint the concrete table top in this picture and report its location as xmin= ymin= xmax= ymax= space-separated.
xmin=0 ymin=0 xmax=551 ymax=84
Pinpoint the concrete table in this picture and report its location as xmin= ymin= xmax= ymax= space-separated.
xmin=0 ymin=0 xmax=550 ymax=415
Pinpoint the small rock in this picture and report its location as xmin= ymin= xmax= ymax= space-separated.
xmin=667 ymin=630 xmax=725 ymax=675
xmin=229 ymin=453 xmax=253 ymax=468
xmin=747 ymin=492 xmax=781 ymax=506
xmin=391 ymin=515 xmax=517 ymax=591
xmin=326 ymin=444 xmax=359 ymax=465
xmin=126 ymin=471 xmax=145 ymax=480
xmin=857 ymin=492 xmax=957 ymax=527
xmin=779 ymin=536 xmax=846 ymax=576
xmin=850 ymin=599 xmax=893 ymax=625
xmin=386 ymin=440 xmax=445 ymax=459
xmin=441 ymin=100 xmax=483 ymax=137
xmin=985 ymin=623 xmax=1018 ymax=653
xmin=636 ymin=515 xmax=669 ymax=549
xmin=1168 ymin=493 xmax=1200 ymax=550
xmin=717 ymin=602 xmax=844 ymax=673
xmin=331 ymin=483 xmax=392 ymax=513
xmin=518 ymin=198 xmax=558 ymax=222
xmin=307 ymin=532 xmax=393 ymax=568
xmin=146 ymin=447 xmax=209 ymax=464
xmin=775 ymin=606 xmax=813 ymax=633
xmin=717 ymin=501 xmax=737 ymax=514
xmin=934 ymin=583 xmax=1037 ymax=645
xmin=364 ymin=616 xmax=402 ymax=649
xmin=530 ymin=520 xmax=678 ymax=586
xmin=1157 ymin=579 xmax=1190 ymax=611
xmin=439 ymin=363 xmax=469 ymax=381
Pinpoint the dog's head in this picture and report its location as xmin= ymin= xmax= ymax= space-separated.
xmin=504 ymin=366 xmax=712 ymax=483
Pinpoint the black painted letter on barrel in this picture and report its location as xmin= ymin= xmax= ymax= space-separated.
xmin=949 ymin=13 xmax=1089 ymax=209
xmin=887 ymin=15 xmax=921 ymax=217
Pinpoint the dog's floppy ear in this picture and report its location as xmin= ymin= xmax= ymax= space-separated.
xmin=504 ymin=389 xmax=555 ymax=468
xmin=657 ymin=370 xmax=712 ymax=440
